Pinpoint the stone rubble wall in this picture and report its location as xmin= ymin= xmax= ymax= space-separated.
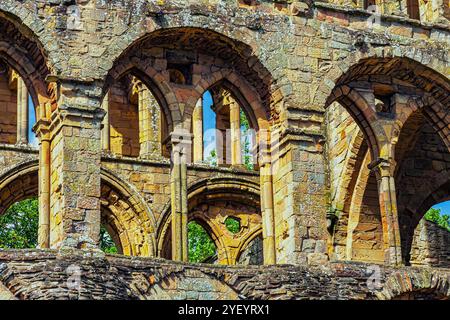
xmin=410 ymin=219 xmax=450 ymax=268
xmin=0 ymin=249 xmax=449 ymax=300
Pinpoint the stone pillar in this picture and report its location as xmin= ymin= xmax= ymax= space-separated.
xmin=230 ymin=98 xmax=242 ymax=166
xmin=49 ymin=81 xmax=105 ymax=249
xmin=369 ymin=158 xmax=403 ymax=266
xmin=139 ymin=85 xmax=162 ymax=158
xmin=272 ymin=129 xmax=329 ymax=265
xmin=138 ymin=85 xmax=146 ymax=155
xmin=192 ymin=99 xmax=203 ymax=163
xmin=170 ymin=129 xmax=191 ymax=262
xmin=16 ymin=77 xmax=28 ymax=145
xmin=33 ymin=103 xmax=51 ymax=248
xmin=101 ymin=92 xmax=110 ymax=151
xmin=259 ymin=130 xmax=276 ymax=264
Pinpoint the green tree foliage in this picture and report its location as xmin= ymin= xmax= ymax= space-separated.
xmin=188 ymin=221 xmax=216 ymax=263
xmin=0 ymin=197 xmax=119 ymax=254
xmin=424 ymin=208 xmax=450 ymax=231
xmin=225 ymin=217 xmax=241 ymax=234
xmin=205 ymin=148 xmax=217 ymax=166
xmin=100 ymin=226 xmax=118 ymax=254
xmin=0 ymin=198 xmax=38 ymax=249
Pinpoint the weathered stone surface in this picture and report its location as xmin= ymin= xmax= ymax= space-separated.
xmin=0 ymin=249 xmax=449 ymax=300
xmin=0 ymin=0 xmax=448 ymax=300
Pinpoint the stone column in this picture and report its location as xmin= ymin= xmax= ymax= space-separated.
xmin=48 ymin=81 xmax=105 ymax=250
xmin=192 ymin=99 xmax=203 ymax=163
xmin=369 ymin=158 xmax=403 ymax=266
xmin=101 ymin=92 xmax=110 ymax=151
xmin=230 ymin=98 xmax=242 ymax=166
xmin=170 ymin=129 xmax=191 ymax=262
xmin=259 ymin=130 xmax=276 ymax=264
xmin=139 ymin=85 xmax=162 ymax=158
xmin=138 ymin=85 xmax=146 ymax=155
xmin=272 ymin=128 xmax=328 ymax=265
xmin=16 ymin=77 xmax=28 ymax=145
xmin=33 ymin=102 xmax=51 ymax=248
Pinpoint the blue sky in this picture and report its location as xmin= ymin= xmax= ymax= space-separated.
xmin=28 ymin=96 xmax=37 ymax=146
xmin=432 ymin=201 xmax=450 ymax=215
xmin=202 ymin=91 xmax=216 ymax=160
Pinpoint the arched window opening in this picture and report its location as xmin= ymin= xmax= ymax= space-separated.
xmin=188 ymin=220 xmax=217 ymax=263
xmin=28 ymin=95 xmax=37 ymax=147
xmin=102 ymin=75 xmax=169 ymax=159
xmin=0 ymin=60 xmax=36 ymax=147
xmin=192 ymin=89 xmax=256 ymax=170
xmin=0 ymin=197 xmax=38 ymax=249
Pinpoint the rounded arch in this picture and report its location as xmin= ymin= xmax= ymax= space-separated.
xmin=198 ymin=75 xmax=269 ymax=132
xmin=103 ymin=26 xmax=278 ymax=126
xmin=416 ymin=180 xmax=450 ymax=227
xmin=0 ymin=161 xmax=157 ymax=256
xmin=0 ymin=9 xmax=55 ymax=108
xmin=0 ymin=160 xmax=39 ymax=216
xmin=156 ymin=176 xmax=261 ymax=263
xmin=315 ymin=48 xmax=449 ymax=108
xmin=100 ymin=168 xmax=157 ymax=257
xmin=321 ymin=55 xmax=450 ymax=160
xmin=326 ymin=86 xmax=381 ymax=160
xmin=377 ymin=270 xmax=450 ymax=300
xmin=103 ymin=62 xmax=176 ymax=133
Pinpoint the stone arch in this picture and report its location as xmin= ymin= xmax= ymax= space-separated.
xmin=100 ymin=168 xmax=157 ymax=257
xmin=0 ymin=160 xmax=39 ymax=216
xmin=393 ymin=104 xmax=450 ymax=264
xmin=315 ymin=46 xmax=449 ymax=108
xmin=103 ymin=26 xmax=278 ymax=125
xmin=377 ymin=270 xmax=450 ymax=300
xmin=324 ymin=54 xmax=449 ymax=265
xmin=0 ymin=161 xmax=157 ymax=256
xmin=327 ymin=105 xmax=369 ymax=216
xmin=104 ymin=60 xmax=176 ymax=134
xmin=322 ymin=56 xmax=449 ymax=158
xmin=326 ymin=85 xmax=381 ymax=160
xmin=156 ymin=177 xmax=262 ymax=264
xmin=199 ymin=75 xmax=270 ymax=132
xmin=0 ymin=8 xmax=54 ymax=107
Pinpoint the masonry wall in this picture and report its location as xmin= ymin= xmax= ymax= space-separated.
xmin=0 ymin=0 xmax=448 ymax=299
xmin=0 ymin=249 xmax=449 ymax=300
xmin=410 ymin=219 xmax=450 ymax=268
xmin=109 ymin=83 xmax=140 ymax=158
xmin=101 ymin=157 xmax=260 ymax=224
xmin=0 ymin=72 xmax=16 ymax=145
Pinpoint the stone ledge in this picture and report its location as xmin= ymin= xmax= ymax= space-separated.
xmin=314 ymin=1 xmax=450 ymax=32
